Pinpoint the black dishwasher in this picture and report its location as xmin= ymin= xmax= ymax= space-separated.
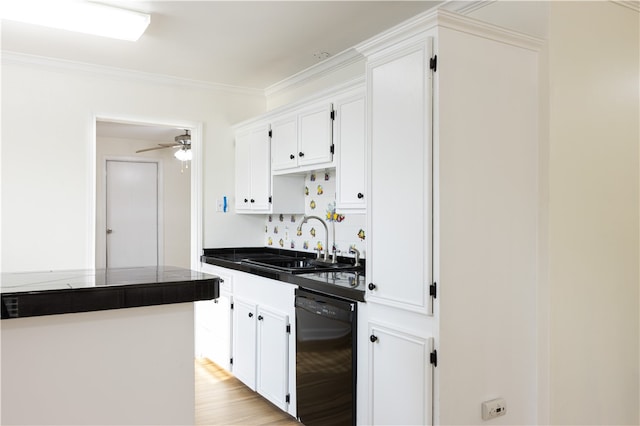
xmin=295 ymin=288 xmax=357 ymax=426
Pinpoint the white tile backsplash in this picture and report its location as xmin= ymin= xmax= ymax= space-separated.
xmin=264 ymin=170 xmax=366 ymax=259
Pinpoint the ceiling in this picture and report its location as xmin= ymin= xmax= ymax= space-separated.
xmin=1 ymin=1 xmax=443 ymax=90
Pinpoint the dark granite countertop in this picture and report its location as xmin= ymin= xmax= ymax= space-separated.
xmin=201 ymin=247 xmax=365 ymax=302
xmin=1 ymin=266 xmax=219 ymax=319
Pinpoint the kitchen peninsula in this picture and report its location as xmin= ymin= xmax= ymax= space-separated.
xmin=1 ymin=266 xmax=219 ymax=425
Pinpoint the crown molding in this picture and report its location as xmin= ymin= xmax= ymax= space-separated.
xmin=611 ymin=0 xmax=640 ymax=12
xmin=264 ymin=48 xmax=364 ymax=98
xmin=1 ymin=51 xmax=264 ymax=97
xmin=437 ymin=9 xmax=544 ymax=51
xmin=356 ymin=8 xmax=543 ymax=56
xmin=235 ymin=75 xmax=365 ymax=130
xmin=440 ymin=0 xmax=496 ymax=15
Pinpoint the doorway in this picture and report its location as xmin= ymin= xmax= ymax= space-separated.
xmin=94 ymin=117 xmax=202 ymax=270
xmin=106 ymin=160 xmax=160 ymax=268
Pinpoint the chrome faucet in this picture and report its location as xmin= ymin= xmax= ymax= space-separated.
xmin=298 ymin=215 xmax=330 ymax=262
xmin=349 ymin=246 xmax=361 ymax=267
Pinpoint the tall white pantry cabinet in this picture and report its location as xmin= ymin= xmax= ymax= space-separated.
xmin=358 ymin=10 xmax=540 ymax=425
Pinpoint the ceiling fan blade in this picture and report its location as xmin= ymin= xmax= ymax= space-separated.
xmin=135 ymin=145 xmax=174 ymax=153
xmin=158 ymin=143 xmax=181 ymax=147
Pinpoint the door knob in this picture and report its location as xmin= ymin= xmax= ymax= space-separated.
xmin=258 ymin=315 xmax=264 ymax=321
xmin=106 ymin=228 xmax=113 ymax=234
xmin=289 ymin=154 xmax=295 ymax=160
xmin=370 ymin=335 xmax=378 ymax=343
xmin=357 ymin=193 xmax=364 ymax=199
xmin=368 ymin=283 xmax=376 ymax=291
xmin=248 ymin=312 xmax=253 ymax=318
xmin=298 ymin=152 xmax=304 ymax=157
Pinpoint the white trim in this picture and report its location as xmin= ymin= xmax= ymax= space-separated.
xmin=264 ymin=48 xmax=364 ymax=98
xmin=611 ymin=0 xmax=640 ymax=12
xmin=235 ymin=76 xmax=365 ymax=130
xmin=92 ymin=114 xmax=203 ymax=271
xmin=440 ymin=0 xmax=496 ymax=15
xmin=356 ymin=9 xmax=543 ymax=57
xmin=436 ymin=9 xmax=544 ymax=51
xmin=2 ymin=51 xmax=263 ymax=96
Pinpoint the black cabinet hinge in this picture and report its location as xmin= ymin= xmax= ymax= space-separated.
xmin=429 ymin=282 xmax=437 ymax=299
xmin=285 ymin=393 xmax=290 ymax=403
xmin=286 ymin=324 xmax=291 ymax=334
xmin=230 ymin=302 xmax=234 ymax=310
xmin=330 ymin=144 xmax=335 ymax=155
xmin=330 ymin=109 xmax=335 ymax=120
xmin=268 ymin=129 xmax=272 ymax=138
xmin=269 ymin=196 xmax=272 ymax=204
xmin=430 ymin=55 xmax=437 ymax=72
xmin=230 ymin=357 xmax=233 ymax=365
xmin=430 ymin=349 xmax=438 ymax=367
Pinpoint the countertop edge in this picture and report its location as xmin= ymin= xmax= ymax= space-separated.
xmin=1 ymin=271 xmax=220 ymax=320
xmin=201 ymin=254 xmax=365 ymax=302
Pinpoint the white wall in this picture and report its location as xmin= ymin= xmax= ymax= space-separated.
xmin=436 ymin=25 xmax=540 ymax=425
xmin=547 ymin=2 xmax=639 ymax=424
xmin=1 ymin=58 xmax=266 ymax=272
xmin=95 ymin=136 xmax=191 ymax=269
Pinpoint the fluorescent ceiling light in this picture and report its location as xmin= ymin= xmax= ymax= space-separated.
xmin=0 ymin=1 xmax=150 ymax=41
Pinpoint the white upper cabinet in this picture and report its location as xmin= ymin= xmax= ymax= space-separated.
xmin=271 ymin=101 xmax=334 ymax=174
xmin=270 ymin=114 xmax=298 ymax=171
xmin=235 ymin=123 xmax=271 ymax=213
xmin=334 ymin=91 xmax=366 ymax=212
xmin=366 ymin=39 xmax=433 ymax=314
xmin=235 ymin=122 xmax=305 ymax=214
xmin=297 ymin=102 xmax=334 ymax=167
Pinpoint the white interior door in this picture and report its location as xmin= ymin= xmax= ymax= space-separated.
xmin=106 ymin=160 xmax=159 ymax=268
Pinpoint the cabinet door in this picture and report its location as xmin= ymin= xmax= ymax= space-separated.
xmin=298 ymin=102 xmax=334 ymax=167
xmin=232 ymin=298 xmax=257 ymax=390
xmin=248 ymin=125 xmax=271 ymax=211
xmin=234 ymin=129 xmax=252 ymax=211
xmin=271 ymin=115 xmax=298 ymax=171
xmin=335 ymin=94 xmax=366 ymax=211
xmin=256 ymin=306 xmax=290 ymax=411
xmin=207 ymin=294 xmax=232 ymax=370
xmin=367 ymin=40 xmax=433 ymax=313
xmin=368 ymin=323 xmax=433 ymax=425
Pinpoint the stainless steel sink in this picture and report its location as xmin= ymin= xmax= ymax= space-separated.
xmin=241 ymin=256 xmax=359 ymax=274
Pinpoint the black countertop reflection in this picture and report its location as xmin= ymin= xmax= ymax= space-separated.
xmin=201 ymin=247 xmax=365 ymax=302
xmin=1 ymin=266 xmax=219 ymax=319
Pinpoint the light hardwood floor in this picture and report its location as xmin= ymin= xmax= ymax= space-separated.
xmin=195 ymin=358 xmax=300 ymax=426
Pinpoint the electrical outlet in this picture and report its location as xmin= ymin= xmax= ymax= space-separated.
xmin=481 ymin=398 xmax=506 ymax=420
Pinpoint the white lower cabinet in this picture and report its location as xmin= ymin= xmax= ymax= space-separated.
xmin=256 ymin=306 xmax=290 ymax=410
xmin=231 ymin=272 xmax=297 ymax=416
xmin=196 ymin=264 xmax=233 ymax=371
xmin=232 ymin=298 xmax=258 ymax=389
xmin=368 ymin=322 xmax=433 ymax=425
xmin=232 ymin=296 xmax=290 ymax=413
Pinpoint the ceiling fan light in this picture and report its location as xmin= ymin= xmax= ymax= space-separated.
xmin=174 ymin=148 xmax=192 ymax=162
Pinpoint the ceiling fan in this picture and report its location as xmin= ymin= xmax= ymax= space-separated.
xmin=136 ymin=129 xmax=191 ymax=161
